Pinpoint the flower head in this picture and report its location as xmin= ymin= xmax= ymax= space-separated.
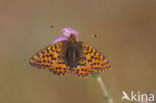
xmin=61 ymin=27 xmax=78 ymax=39
xmin=52 ymin=36 xmax=68 ymax=44
xmin=52 ymin=27 xmax=79 ymax=44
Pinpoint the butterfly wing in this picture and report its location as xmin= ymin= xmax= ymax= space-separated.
xmin=29 ymin=41 xmax=70 ymax=76
xmin=81 ymin=41 xmax=112 ymax=72
xmin=72 ymin=41 xmax=111 ymax=77
xmin=71 ymin=58 xmax=91 ymax=77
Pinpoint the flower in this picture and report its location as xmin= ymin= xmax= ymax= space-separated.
xmin=52 ymin=36 xmax=68 ymax=44
xmin=52 ymin=27 xmax=79 ymax=44
xmin=62 ymin=27 xmax=78 ymax=39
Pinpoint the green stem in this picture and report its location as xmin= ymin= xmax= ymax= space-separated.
xmin=91 ymin=72 xmax=114 ymax=103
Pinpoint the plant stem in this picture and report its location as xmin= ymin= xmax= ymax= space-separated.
xmin=96 ymin=76 xmax=114 ymax=103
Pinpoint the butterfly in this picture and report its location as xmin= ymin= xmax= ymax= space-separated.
xmin=29 ymin=34 xmax=111 ymax=77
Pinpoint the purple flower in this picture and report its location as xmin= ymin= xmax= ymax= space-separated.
xmin=62 ymin=27 xmax=78 ymax=39
xmin=52 ymin=27 xmax=79 ymax=44
xmin=52 ymin=36 xmax=68 ymax=44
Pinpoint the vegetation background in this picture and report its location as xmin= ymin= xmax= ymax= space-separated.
xmin=0 ymin=0 xmax=156 ymax=103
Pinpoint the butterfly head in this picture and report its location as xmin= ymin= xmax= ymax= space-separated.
xmin=68 ymin=33 xmax=77 ymax=41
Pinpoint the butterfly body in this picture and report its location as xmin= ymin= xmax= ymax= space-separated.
xmin=61 ymin=35 xmax=83 ymax=71
xmin=29 ymin=34 xmax=111 ymax=77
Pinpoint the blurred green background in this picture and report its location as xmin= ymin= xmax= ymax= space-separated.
xmin=0 ymin=0 xmax=156 ymax=103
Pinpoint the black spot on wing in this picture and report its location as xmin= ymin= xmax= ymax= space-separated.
xmin=91 ymin=56 xmax=94 ymax=59
xmin=50 ymin=46 xmax=53 ymax=51
xmin=94 ymin=51 xmax=97 ymax=55
xmin=36 ymin=53 xmax=40 ymax=58
xmin=46 ymin=54 xmax=49 ymax=57
xmin=41 ymin=51 xmax=45 ymax=55
xmin=42 ymin=55 xmax=45 ymax=58
xmin=89 ymin=49 xmax=93 ymax=54
xmin=56 ymin=50 xmax=61 ymax=53
xmin=49 ymin=54 xmax=53 ymax=57
xmin=51 ymin=57 xmax=56 ymax=60
xmin=87 ymin=59 xmax=92 ymax=63
xmin=46 ymin=48 xmax=49 ymax=53
xmin=87 ymin=47 xmax=90 ymax=50
xmin=54 ymin=45 xmax=57 ymax=49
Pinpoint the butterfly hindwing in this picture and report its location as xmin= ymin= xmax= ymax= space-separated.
xmin=29 ymin=41 xmax=70 ymax=76
xmin=71 ymin=58 xmax=91 ymax=77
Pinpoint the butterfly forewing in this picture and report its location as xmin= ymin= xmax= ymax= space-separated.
xmin=29 ymin=41 xmax=70 ymax=76
xmin=81 ymin=41 xmax=111 ymax=72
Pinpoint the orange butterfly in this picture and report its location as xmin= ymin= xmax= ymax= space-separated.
xmin=29 ymin=34 xmax=111 ymax=77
